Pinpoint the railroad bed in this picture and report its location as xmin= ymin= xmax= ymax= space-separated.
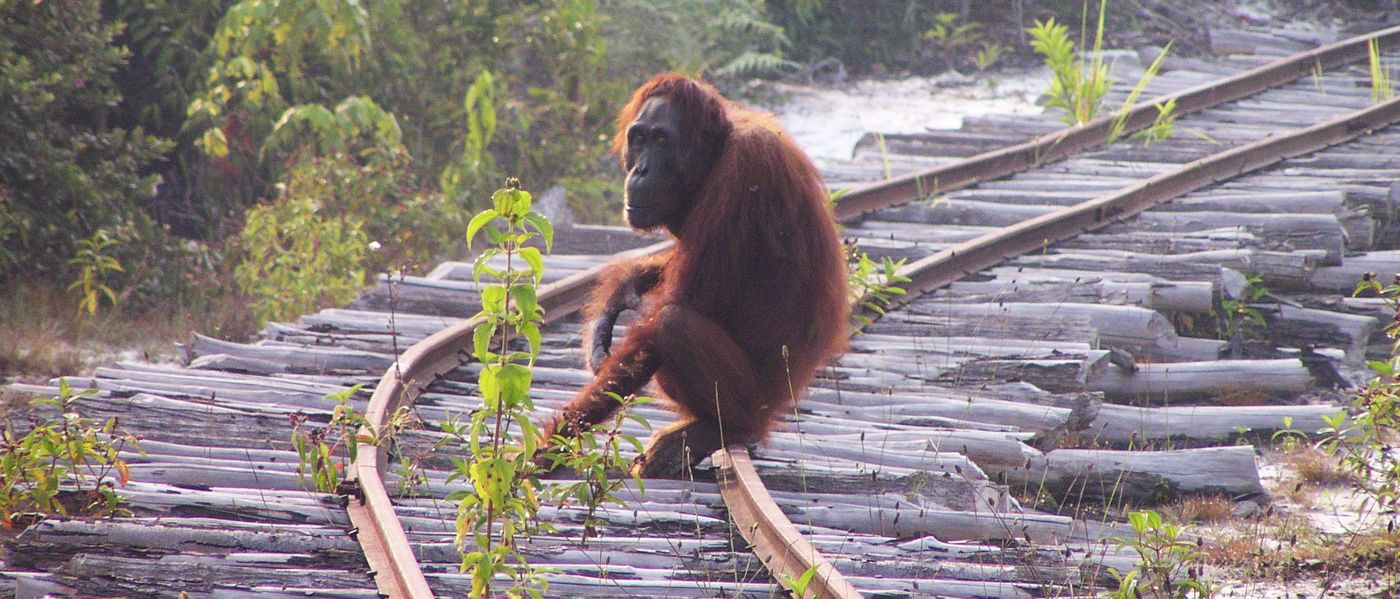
xmin=6 ymin=22 xmax=1400 ymax=598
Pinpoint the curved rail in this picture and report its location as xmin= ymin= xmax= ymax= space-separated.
xmin=345 ymin=243 xmax=670 ymax=599
xmin=715 ymin=446 xmax=862 ymax=599
xmin=345 ymin=25 xmax=1400 ymax=599
xmin=833 ymin=23 xmax=1400 ymax=220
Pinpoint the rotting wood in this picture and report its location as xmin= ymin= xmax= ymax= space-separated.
xmin=1087 ymin=358 xmax=1314 ymax=401
xmin=1002 ymin=446 xmax=1267 ymax=506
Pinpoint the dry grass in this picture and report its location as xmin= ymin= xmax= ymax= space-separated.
xmin=0 ymin=281 xmax=256 ymax=398
xmin=1208 ymin=514 xmax=1400 ymax=583
xmin=1281 ymin=446 xmax=1358 ymax=487
xmin=1160 ymin=494 xmax=1238 ymax=524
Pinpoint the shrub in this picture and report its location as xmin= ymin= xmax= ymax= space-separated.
xmin=233 ymin=183 xmax=368 ymax=325
xmin=0 ymin=0 xmax=172 ymax=281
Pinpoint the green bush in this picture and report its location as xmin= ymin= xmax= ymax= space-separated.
xmin=0 ymin=0 xmax=173 ymax=281
xmin=604 ymin=0 xmax=798 ymax=80
xmin=233 ymin=183 xmax=368 ymax=325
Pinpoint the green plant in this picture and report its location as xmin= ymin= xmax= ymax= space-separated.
xmin=448 ymin=180 xmax=554 ymax=598
xmin=780 ymin=564 xmax=821 ymax=599
xmin=923 ymin=12 xmax=982 ymax=72
xmin=185 ymin=0 xmax=371 ymax=160
xmin=846 ymin=244 xmax=911 ymax=332
xmin=1217 ymin=274 xmax=1268 ymax=343
xmin=1270 ymin=415 xmax=1307 ymax=453
xmin=0 ymin=0 xmax=173 ymax=281
xmin=605 ymin=0 xmax=797 ymax=81
xmin=1028 ymin=0 xmax=1177 ymax=141
xmin=290 ymin=384 xmax=389 ymax=493
xmin=1027 ymin=5 xmax=1110 ymax=125
xmin=67 ymin=231 xmax=125 ymax=316
xmin=1107 ymin=42 xmax=1174 ymax=143
xmin=1370 ymin=38 xmax=1396 ymax=103
xmin=1133 ymin=97 xmax=1180 ymax=146
xmin=233 ymin=184 xmax=369 ymax=325
xmin=0 ymin=380 xmax=141 ymax=529
xmin=543 ymin=392 xmax=652 ymax=543
xmin=1108 ymin=510 xmax=1214 ymax=599
xmin=1318 ymin=273 xmax=1400 ymax=512
xmin=439 ymin=69 xmax=500 ymax=207
xmin=975 ymin=43 xmax=1005 ymax=72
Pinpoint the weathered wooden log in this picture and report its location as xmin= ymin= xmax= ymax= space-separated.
xmin=850 ymin=218 xmax=1002 ymax=240
xmin=1002 ymin=446 xmax=1266 ymax=505
xmin=1306 ymin=250 xmax=1400 ymax=291
xmin=13 ymin=519 xmax=361 ymax=560
xmin=837 ymin=334 xmax=1108 ymax=392
xmin=937 ymin=187 xmax=1106 ymax=206
xmin=1257 ymin=303 xmax=1380 ymax=360
xmin=431 ymin=573 xmax=776 ymax=598
xmin=26 ymin=554 xmax=374 ymax=597
xmin=1087 ymin=359 xmax=1314 ymax=403
xmin=110 ymin=482 xmax=348 ymax=525
xmin=187 ymin=334 xmax=393 ymax=375
xmin=1140 ymin=45 xmax=1243 ymax=75
xmin=95 ymin=363 xmax=355 ymax=399
xmin=1086 ymin=403 xmax=1346 ymax=446
xmin=347 ymin=274 xmax=479 ymax=317
xmin=426 ymin=254 xmax=602 ymax=283
xmin=1012 ymin=253 xmax=1248 ymax=299
xmin=791 ymin=503 xmax=1074 ymax=545
xmin=299 ymin=308 xmax=463 ymax=338
xmin=854 ymin=130 xmax=1026 ymax=158
xmin=960 ymin=114 xmax=1061 ymax=135
xmin=868 ymin=310 xmax=1100 ymax=344
xmin=1153 ymin=190 xmax=1338 ymax=214
xmin=870 ymin=198 xmax=1054 ymax=227
xmin=902 ymin=301 xmax=1180 ymax=355
xmin=1056 ymin=228 xmax=1252 ymax=254
xmin=939 ymin=275 xmax=1215 ymax=313
xmin=11 ymin=574 xmax=74 ymax=599
xmin=801 ymin=387 xmax=1076 ymax=433
xmin=1104 ymin=211 xmax=1347 ymax=265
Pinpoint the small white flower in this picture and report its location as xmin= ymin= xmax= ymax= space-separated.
xmin=368 ymin=241 xmax=382 ymax=251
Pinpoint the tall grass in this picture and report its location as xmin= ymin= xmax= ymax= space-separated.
xmin=1027 ymin=1 xmax=1110 ymax=126
xmin=1028 ymin=0 xmax=1178 ymax=145
xmin=1369 ymin=38 xmax=1394 ymax=103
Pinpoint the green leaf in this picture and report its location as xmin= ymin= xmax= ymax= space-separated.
xmin=465 ymin=209 xmax=499 ymax=250
xmin=472 ymin=322 xmax=496 ymax=360
xmin=497 ymin=363 xmax=532 ymax=405
xmin=201 ymin=127 xmax=229 ymax=157
xmin=510 ymin=284 xmax=538 ymax=319
xmin=519 ymin=321 xmax=542 ymax=360
xmin=478 ymin=364 xmax=500 ymax=408
xmin=492 ymin=187 xmax=518 ymax=215
xmin=523 ymin=211 xmax=554 ymax=253
xmin=518 ymin=246 xmax=545 ymax=284
xmin=512 ymin=189 xmax=533 ymax=215
xmin=481 ymin=285 xmax=506 ymax=314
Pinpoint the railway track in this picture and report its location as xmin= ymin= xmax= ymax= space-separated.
xmin=6 ymin=21 xmax=1400 ymax=599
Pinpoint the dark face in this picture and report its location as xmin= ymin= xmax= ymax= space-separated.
xmin=622 ymin=98 xmax=706 ymax=231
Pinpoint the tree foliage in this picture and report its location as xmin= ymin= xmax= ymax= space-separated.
xmin=0 ymin=0 xmax=172 ymax=280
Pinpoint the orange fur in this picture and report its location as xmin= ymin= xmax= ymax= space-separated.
xmin=545 ymin=74 xmax=849 ymax=474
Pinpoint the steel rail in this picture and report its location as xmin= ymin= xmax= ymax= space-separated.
xmin=715 ymin=446 xmax=863 ymax=599
xmin=832 ymin=23 xmax=1400 ymax=221
xmin=344 ymin=27 xmax=1400 ymax=599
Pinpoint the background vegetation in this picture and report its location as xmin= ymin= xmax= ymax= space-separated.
xmin=0 ymin=0 xmax=1383 ymax=385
